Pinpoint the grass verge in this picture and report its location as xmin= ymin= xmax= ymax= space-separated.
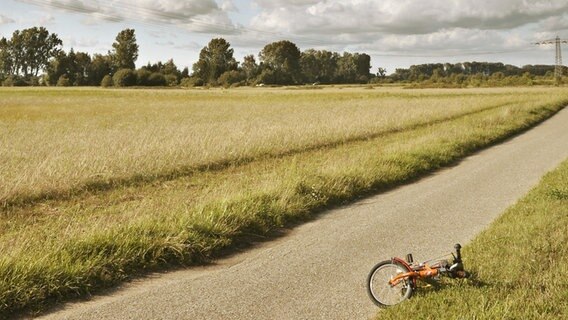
xmin=0 ymin=90 xmax=567 ymax=317
xmin=377 ymin=159 xmax=568 ymax=319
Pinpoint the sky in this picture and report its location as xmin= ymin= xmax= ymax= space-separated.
xmin=1 ymin=0 xmax=568 ymax=74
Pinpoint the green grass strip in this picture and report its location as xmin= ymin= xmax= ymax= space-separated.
xmin=378 ymin=160 xmax=568 ymax=319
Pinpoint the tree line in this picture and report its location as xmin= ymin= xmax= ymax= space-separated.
xmin=381 ymin=62 xmax=564 ymax=87
xmin=1 ymin=26 xmax=562 ymax=88
xmin=0 ymin=26 xmax=374 ymax=87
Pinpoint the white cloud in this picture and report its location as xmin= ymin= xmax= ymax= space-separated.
xmin=241 ymin=0 xmax=568 ymax=59
xmin=538 ymin=13 xmax=568 ymax=32
xmin=0 ymin=14 xmax=16 ymax=24
xmin=221 ymin=0 xmax=238 ymax=12
xmin=19 ymin=0 xmax=240 ymax=34
xmin=68 ymin=37 xmax=99 ymax=48
xmin=252 ymin=0 xmax=320 ymax=9
xmin=250 ymin=0 xmax=568 ymax=36
xmin=173 ymin=41 xmax=202 ymax=51
xmin=367 ymin=29 xmax=508 ymax=54
xmin=37 ymin=14 xmax=56 ymax=25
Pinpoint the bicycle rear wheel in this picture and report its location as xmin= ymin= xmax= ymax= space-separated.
xmin=366 ymin=260 xmax=413 ymax=307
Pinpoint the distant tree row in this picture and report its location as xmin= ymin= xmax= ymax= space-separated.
xmin=388 ymin=62 xmax=561 ymax=83
xmin=1 ymin=27 xmax=150 ymax=86
xmin=191 ymin=38 xmax=372 ymax=87
xmin=1 ymin=26 xmax=563 ymax=87
xmin=370 ymin=62 xmax=566 ymax=87
xmin=0 ymin=26 xmax=373 ymax=87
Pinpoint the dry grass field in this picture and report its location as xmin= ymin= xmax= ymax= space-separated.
xmin=1 ymin=86 xmax=555 ymax=206
xmin=1 ymin=86 xmax=567 ymax=315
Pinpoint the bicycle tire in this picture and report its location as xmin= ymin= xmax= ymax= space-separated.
xmin=366 ymin=260 xmax=413 ymax=307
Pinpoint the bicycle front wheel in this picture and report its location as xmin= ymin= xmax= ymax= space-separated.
xmin=366 ymin=260 xmax=413 ymax=307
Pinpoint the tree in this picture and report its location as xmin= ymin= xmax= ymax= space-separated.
xmin=162 ymin=59 xmax=181 ymax=84
xmin=0 ymin=37 xmax=13 ymax=78
xmin=89 ymin=54 xmax=112 ymax=86
xmin=73 ymin=51 xmax=91 ymax=85
xmin=181 ymin=67 xmax=189 ymax=79
xmin=355 ymin=53 xmax=371 ymax=82
xmin=336 ymin=52 xmax=357 ymax=83
xmin=162 ymin=59 xmax=179 ymax=75
xmin=241 ymin=54 xmax=258 ymax=84
xmin=25 ymin=27 xmax=63 ymax=77
xmin=110 ymin=28 xmax=138 ymax=70
xmin=46 ymin=50 xmax=69 ymax=86
xmin=1 ymin=27 xmax=62 ymax=78
xmin=46 ymin=49 xmax=92 ymax=86
xmin=315 ymin=50 xmax=339 ymax=83
xmin=300 ymin=49 xmax=319 ymax=83
xmin=192 ymin=38 xmax=238 ymax=85
xmin=65 ymin=49 xmax=79 ymax=85
xmin=258 ymin=40 xmax=301 ymax=85
xmin=300 ymin=49 xmax=339 ymax=84
xmin=522 ymin=64 xmax=555 ymax=77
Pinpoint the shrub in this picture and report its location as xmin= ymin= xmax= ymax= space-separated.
xmin=2 ymin=75 xmax=28 ymax=87
xmin=218 ymin=70 xmax=244 ymax=88
xmin=112 ymin=69 xmax=137 ymax=87
xmin=136 ymin=69 xmax=151 ymax=86
xmin=2 ymin=76 xmax=14 ymax=87
xmin=255 ymin=69 xmax=276 ymax=85
xmin=164 ymin=74 xmax=179 ymax=86
xmin=56 ymin=75 xmax=71 ymax=87
xmin=101 ymin=75 xmax=113 ymax=87
xmin=28 ymin=76 xmax=41 ymax=86
xmin=148 ymin=72 xmax=166 ymax=86
xmin=180 ymin=76 xmax=203 ymax=87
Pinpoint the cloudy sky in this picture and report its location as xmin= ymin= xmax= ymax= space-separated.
xmin=2 ymin=0 xmax=568 ymax=74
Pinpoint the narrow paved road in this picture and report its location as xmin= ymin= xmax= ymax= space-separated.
xmin=41 ymin=108 xmax=568 ymax=320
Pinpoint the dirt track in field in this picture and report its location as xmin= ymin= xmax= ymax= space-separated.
xmin=39 ymin=108 xmax=568 ymax=320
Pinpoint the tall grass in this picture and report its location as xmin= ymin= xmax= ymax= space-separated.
xmin=1 ymin=87 xmax=563 ymax=207
xmin=378 ymin=159 xmax=568 ymax=320
xmin=0 ymin=87 xmax=567 ymax=316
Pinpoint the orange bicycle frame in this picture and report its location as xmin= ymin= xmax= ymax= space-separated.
xmin=388 ymin=261 xmax=439 ymax=287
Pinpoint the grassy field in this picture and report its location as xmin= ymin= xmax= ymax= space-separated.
xmin=0 ymin=86 xmax=560 ymax=206
xmin=1 ymin=86 xmax=567 ymax=316
xmin=378 ymin=158 xmax=568 ymax=320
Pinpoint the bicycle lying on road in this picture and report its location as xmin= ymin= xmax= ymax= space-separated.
xmin=366 ymin=243 xmax=469 ymax=307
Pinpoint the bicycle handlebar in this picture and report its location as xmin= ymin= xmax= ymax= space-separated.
xmin=454 ymin=243 xmax=462 ymax=263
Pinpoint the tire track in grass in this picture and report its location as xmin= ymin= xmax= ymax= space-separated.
xmin=0 ymin=100 xmax=532 ymax=213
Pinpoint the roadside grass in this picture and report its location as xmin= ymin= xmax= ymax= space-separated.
xmin=377 ymin=160 xmax=568 ymax=319
xmin=0 ymin=87 xmax=567 ymax=316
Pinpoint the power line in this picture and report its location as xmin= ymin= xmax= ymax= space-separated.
xmin=534 ymin=36 xmax=568 ymax=79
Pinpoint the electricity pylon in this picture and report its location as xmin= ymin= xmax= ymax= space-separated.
xmin=535 ymin=36 xmax=568 ymax=81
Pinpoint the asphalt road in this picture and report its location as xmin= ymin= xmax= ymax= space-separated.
xmin=40 ymin=108 xmax=568 ymax=320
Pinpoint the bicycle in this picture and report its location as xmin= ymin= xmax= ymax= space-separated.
xmin=366 ymin=243 xmax=469 ymax=307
